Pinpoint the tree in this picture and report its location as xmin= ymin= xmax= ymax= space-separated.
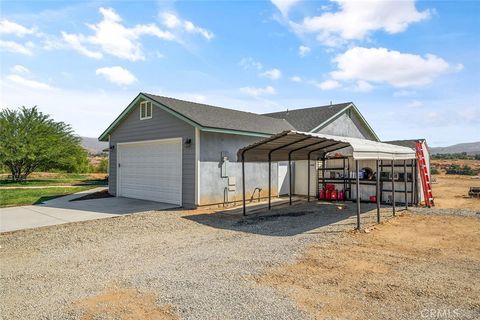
xmin=0 ymin=107 xmax=88 ymax=181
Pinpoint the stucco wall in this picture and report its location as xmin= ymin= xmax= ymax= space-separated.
xmin=199 ymin=131 xmax=278 ymax=205
xmin=315 ymin=110 xmax=376 ymax=140
xmin=108 ymin=99 xmax=196 ymax=208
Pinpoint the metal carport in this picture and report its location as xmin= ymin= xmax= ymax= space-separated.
xmin=237 ymin=131 xmax=417 ymax=229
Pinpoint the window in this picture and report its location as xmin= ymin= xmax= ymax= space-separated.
xmin=140 ymin=101 xmax=152 ymax=120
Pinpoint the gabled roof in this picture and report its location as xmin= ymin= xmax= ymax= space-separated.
xmin=384 ymin=139 xmax=425 ymax=149
xmin=99 ymin=93 xmax=295 ymax=141
xmin=263 ymin=102 xmax=351 ymax=132
xmin=385 ymin=139 xmax=430 ymax=155
xmin=143 ymin=93 xmax=294 ymax=135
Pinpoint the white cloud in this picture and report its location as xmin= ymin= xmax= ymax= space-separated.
xmin=160 ymin=12 xmax=214 ymax=40
xmin=260 ymin=68 xmax=282 ymax=80
xmin=271 ymin=0 xmax=302 ymax=16
xmin=62 ymin=7 xmax=175 ymax=61
xmin=0 ymin=40 xmax=34 ymax=55
xmin=353 ymin=80 xmax=373 ymax=92
xmin=330 ymin=47 xmax=453 ymax=87
xmin=298 ymin=45 xmax=311 ymax=57
xmin=289 ymin=0 xmax=431 ymax=47
xmin=61 ymin=32 xmax=102 ymax=59
xmin=0 ymin=19 xmax=36 ymax=37
xmin=96 ymin=66 xmax=137 ymax=86
xmin=11 ymin=65 xmax=30 ymax=74
xmin=316 ymin=79 xmax=341 ymax=90
xmin=239 ymin=57 xmax=263 ymax=70
xmin=5 ymin=74 xmax=53 ymax=90
xmin=394 ymin=90 xmax=416 ymax=97
xmin=407 ymin=100 xmax=423 ymax=108
xmin=290 ymin=75 xmax=302 ymax=82
xmin=240 ymin=86 xmax=276 ymax=96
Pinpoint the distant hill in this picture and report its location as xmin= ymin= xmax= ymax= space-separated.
xmin=80 ymin=137 xmax=108 ymax=154
xmin=430 ymin=141 xmax=480 ymax=155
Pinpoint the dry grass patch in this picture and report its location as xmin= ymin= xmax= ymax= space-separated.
xmin=73 ymin=288 xmax=179 ymax=320
xmin=257 ymin=214 xmax=480 ymax=320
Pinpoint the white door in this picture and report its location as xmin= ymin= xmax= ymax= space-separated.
xmin=117 ymin=139 xmax=182 ymax=205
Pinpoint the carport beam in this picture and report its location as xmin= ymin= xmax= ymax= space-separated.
xmin=355 ymin=159 xmax=361 ymax=230
xmin=376 ymin=159 xmax=380 ymax=223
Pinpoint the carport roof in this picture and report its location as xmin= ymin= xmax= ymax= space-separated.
xmin=237 ymin=131 xmax=416 ymax=162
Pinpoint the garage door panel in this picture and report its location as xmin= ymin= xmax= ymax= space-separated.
xmin=117 ymin=139 xmax=182 ymax=205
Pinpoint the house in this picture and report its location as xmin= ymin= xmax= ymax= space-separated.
xmin=99 ymin=92 xmax=416 ymax=208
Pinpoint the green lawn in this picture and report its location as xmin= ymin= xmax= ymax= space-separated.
xmin=0 ymin=173 xmax=107 ymax=187
xmin=0 ymin=186 xmax=97 ymax=207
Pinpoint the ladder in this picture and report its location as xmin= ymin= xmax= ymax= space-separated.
xmin=415 ymin=142 xmax=434 ymax=207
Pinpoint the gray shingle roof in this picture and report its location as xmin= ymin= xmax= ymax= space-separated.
xmin=143 ymin=93 xmax=295 ymax=135
xmin=263 ymin=102 xmax=352 ymax=132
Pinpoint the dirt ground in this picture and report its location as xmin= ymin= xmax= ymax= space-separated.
xmin=431 ymin=174 xmax=480 ymax=210
xmin=74 ymin=288 xmax=179 ymax=320
xmin=257 ymin=213 xmax=480 ymax=320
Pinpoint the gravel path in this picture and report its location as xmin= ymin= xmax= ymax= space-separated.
xmin=0 ymin=202 xmax=472 ymax=319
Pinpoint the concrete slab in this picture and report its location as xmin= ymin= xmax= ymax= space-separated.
xmin=0 ymin=187 xmax=179 ymax=233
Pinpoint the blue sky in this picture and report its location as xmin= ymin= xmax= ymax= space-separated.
xmin=0 ymin=0 xmax=479 ymax=146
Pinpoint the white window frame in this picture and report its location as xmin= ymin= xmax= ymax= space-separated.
xmin=140 ymin=101 xmax=152 ymax=120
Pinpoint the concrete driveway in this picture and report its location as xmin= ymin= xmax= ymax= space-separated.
xmin=0 ymin=187 xmax=179 ymax=233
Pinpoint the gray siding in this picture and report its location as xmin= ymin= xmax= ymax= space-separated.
xmin=315 ymin=110 xmax=376 ymax=140
xmin=108 ymin=99 xmax=196 ymax=208
xmin=199 ymin=132 xmax=278 ymax=205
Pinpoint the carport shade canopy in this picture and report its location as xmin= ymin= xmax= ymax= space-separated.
xmin=237 ymin=131 xmax=417 ymax=228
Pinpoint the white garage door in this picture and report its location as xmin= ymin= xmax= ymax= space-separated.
xmin=117 ymin=138 xmax=182 ymax=205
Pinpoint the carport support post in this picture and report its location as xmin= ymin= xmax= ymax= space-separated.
xmin=404 ymin=160 xmax=408 ymax=211
xmin=307 ymin=154 xmax=311 ymax=202
xmin=288 ymin=153 xmax=292 ymax=205
xmin=242 ymin=151 xmax=246 ymax=216
xmin=392 ymin=160 xmax=396 ymax=216
xmin=376 ymin=159 xmax=380 ymax=223
xmin=268 ymin=154 xmax=272 ymax=210
xmin=355 ymin=159 xmax=361 ymax=230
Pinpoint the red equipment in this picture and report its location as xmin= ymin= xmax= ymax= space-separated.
xmin=319 ymin=190 xmax=325 ymax=200
xmin=326 ymin=189 xmax=332 ymax=200
xmin=331 ymin=190 xmax=338 ymax=201
xmin=370 ymin=196 xmax=376 ymax=203
xmin=338 ymin=190 xmax=345 ymax=201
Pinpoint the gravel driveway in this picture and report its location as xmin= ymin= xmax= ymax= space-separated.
xmin=2 ymin=202 xmax=476 ymax=319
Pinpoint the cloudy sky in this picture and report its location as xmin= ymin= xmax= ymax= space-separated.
xmin=0 ymin=0 xmax=479 ymax=146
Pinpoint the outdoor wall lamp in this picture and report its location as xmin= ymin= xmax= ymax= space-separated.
xmin=184 ymin=138 xmax=192 ymax=147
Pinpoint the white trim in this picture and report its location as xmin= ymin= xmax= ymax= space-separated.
xmin=195 ymin=128 xmax=200 ymax=205
xmin=139 ymin=101 xmax=152 ymax=120
xmin=116 ymin=137 xmax=183 ymax=205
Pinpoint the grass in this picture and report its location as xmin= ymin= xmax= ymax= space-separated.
xmin=0 ymin=186 xmax=97 ymax=207
xmin=0 ymin=173 xmax=107 ymax=187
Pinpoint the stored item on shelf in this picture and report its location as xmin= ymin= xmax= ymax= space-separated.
xmin=369 ymin=196 xmax=376 ymax=203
